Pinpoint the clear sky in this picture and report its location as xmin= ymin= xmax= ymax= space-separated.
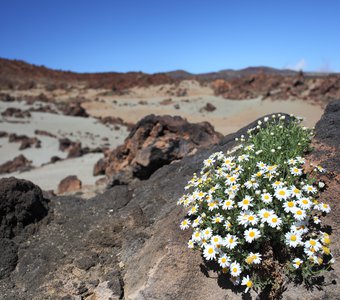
xmin=0 ymin=0 xmax=339 ymax=73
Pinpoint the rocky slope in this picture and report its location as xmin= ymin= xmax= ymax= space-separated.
xmin=0 ymin=101 xmax=339 ymax=300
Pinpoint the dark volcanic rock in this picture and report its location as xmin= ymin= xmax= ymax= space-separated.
xmin=0 ymin=239 xmax=18 ymax=279
xmin=0 ymin=155 xmax=32 ymax=174
xmin=0 ymin=131 xmax=8 ymax=138
xmin=0 ymin=177 xmax=49 ymax=239
xmin=104 ymin=114 xmax=223 ymax=185
xmin=0 ymin=93 xmax=15 ymax=102
xmin=58 ymin=175 xmax=82 ymax=194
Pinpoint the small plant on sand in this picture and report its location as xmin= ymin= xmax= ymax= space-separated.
xmin=178 ymin=114 xmax=334 ymax=297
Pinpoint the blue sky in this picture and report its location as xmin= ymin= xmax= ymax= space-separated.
xmin=0 ymin=0 xmax=339 ymax=73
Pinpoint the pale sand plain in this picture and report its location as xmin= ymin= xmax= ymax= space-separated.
xmin=0 ymin=80 xmax=324 ymax=193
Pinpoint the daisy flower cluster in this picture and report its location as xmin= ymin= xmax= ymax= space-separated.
xmin=178 ymin=114 xmax=334 ymax=294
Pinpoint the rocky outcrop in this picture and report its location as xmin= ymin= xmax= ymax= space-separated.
xmin=60 ymin=102 xmax=89 ymax=118
xmin=0 ymin=103 xmax=339 ymax=299
xmin=58 ymin=175 xmax=82 ymax=194
xmin=0 ymin=155 xmax=32 ymax=174
xmin=212 ymin=73 xmax=340 ymax=104
xmin=104 ymin=114 xmax=223 ymax=185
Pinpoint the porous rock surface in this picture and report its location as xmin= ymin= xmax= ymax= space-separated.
xmin=0 ymin=102 xmax=339 ymax=299
xmin=104 ymin=114 xmax=223 ymax=185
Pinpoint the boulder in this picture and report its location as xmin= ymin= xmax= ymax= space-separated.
xmin=104 ymin=114 xmax=223 ymax=185
xmin=0 ymin=154 xmax=32 ymax=174
xmin=1 ymin=107 xmax=31 ymax=118
xmin=58 ymin=175 xmax=82 ymax=194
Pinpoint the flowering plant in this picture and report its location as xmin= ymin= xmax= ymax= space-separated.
xmin=178 ymin=114 xmax=333 ymax=297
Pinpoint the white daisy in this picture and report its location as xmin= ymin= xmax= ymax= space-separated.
xmin=218 ymin=254 xmax=231 ymax=268
xmin=303 ymin=184 xmax=317 ymax=194
xmin=225 ymin=234 xmax=238 ymax=249
xmin=298 ymin=197 xmax=313 ymax=210
xmin=272 ymin=180 xmax=283 ymax=188
xmin=283 ymin=200 xmax=297 ymax=213
xmin=202 ymin=227 xmax=213 ymax=239
xmin=290 ymin=166 xmax=303 ymax=176
xmin=203 ymin=244 xmax=217 ymax=260
xmin=292 ymin=258 xmax=303 ymax=269
xmin=188 ymin=205 xmax=198 ymax=216
xmin=238 ymin=195 xmax=253 ymax=210
xmin=258 ymin=209 xmax=274 ymax=223
xmin=285 ymin=231 xmax=302 ymax=248
xmin=238 ymin=154 xmax=249 ymax=162
xmin=291 ymin=221 xmax=309 ymax=234
xmin=192 ymin=230 xmax=202 ymax=242
xmin=212 ymin=214 xmax=224 ymax=224
xmin=268 ymin=215 xmax=282 ymax=228
xmin=241 ymin=275 xmax=253 ymax=292
xmin=230 ymin=261 xmax=242 ymax=277
xmin=207 ymin=201 xmax=219 ymax=211
xmin=305 ymin=239 xmax=322 ymax=251
xmin=245 ymin=252 xmax=262 ymax=264
xmin=244 ymin=228 xmax=261 ymax=243
xmin=188 ymin=240 xmax=194 ymax=248
xmin=292 ymin=208 xmax=307 ymax=221
xmin=192 ymin=216 xmax=202 ymax=227
xmin=256 ymin=161 xmax=267 ymax=169
xmin=180 ymin=219 xmax=191 ymax=230
xmin=275 ymin=187 xmax=290 ymax=200
xmin=244 ymin=179 xmax=259 ymax=189
xmin=211 ymin=235 xmax=223 ymax=246
xmin=290 ymin=186 xmax=302 ymax=198
xmin=261 ymin=193 xmax=273 ymax=204
xmin=318 ymin=203 xmax=331 ymax=213
xmin=287 ymin=158 xmax=297 ymax=165
xmin=222 ymin=199 xmax=234 ymax=210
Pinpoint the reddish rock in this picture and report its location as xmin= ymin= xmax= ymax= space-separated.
xmin=93 ymin=158 xmax=107 ymax=176
xmin=104 ymin=114 xmax=222 ymax=185
xmin=60 ymin=102 xmax=89 ymax=117
xmin=8 ymin=133 xmax=41 ymax=150
xmin=57 ymin=175 xmax=82 ymax=194
xmin=0 ymin=155 xmax=32 ymax=174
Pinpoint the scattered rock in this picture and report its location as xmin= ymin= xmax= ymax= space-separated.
xmin=8 ymin=133 xmax=41 ymax=150
xmin=0 ymin=155 xmax=32 ymax=174
xmin=200 ymin=102 xmax=216 ymax=112
xmin=104 ymin=114 xmax=222 ymax=185
xmin=1 ymin=107 xmax=31 ymax=118
xmin=58 ymin=175 xmax=82 ymax=194
xmin=93 ymin=158 xmax=107 ymax=176
xmin=0 ymin=93 xmax=15 ymax=102
xmin=0 ymin=131 xmax=8 ymax=138
xmin=34 ymin=129 xmax=57 ymax=138
xmin=60 ymin=102 xmax=89 ymax=117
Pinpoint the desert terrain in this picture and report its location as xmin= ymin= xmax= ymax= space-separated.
xmin=1 ymin=58 xmax=338 ymax=194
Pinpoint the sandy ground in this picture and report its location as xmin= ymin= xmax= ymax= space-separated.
xmin=83 ymin=81 xmax=323 ymax=135
xmin=0 ymin=80 xmax=325 ymax=193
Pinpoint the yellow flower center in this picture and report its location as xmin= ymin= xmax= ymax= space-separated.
xmin=324 ymin=237 xmax=330 ymax=244
xmin=302 ymin=199 xmax=308 ymax=204
xmin=272 ymin=217 xmax=278 ymax=223
xmin=264 ymin=195 xmax=269 ymax=200
xmin=232 ymin=268 xmax=237 ymax=273
xmin=229 ymin=238 xmax=234 ymax=244
xmin=208 ymin=248 xmax=214 ymax=254
xmin=249 ymin=216 xmax=254 ymax=221
xmin=296 ymin=260 xmax=301 ymax=266
xmin=291 ymin=235 xmax=297 ymax=241
xmin=288 ymin=202 xmax=294 ymax=207
xmin=246 ymin=281 xmax=253 ymax=288
xmin=323 ymin=246 xmax=330 ymax=255
xmin=264 ymin=212 xmax=270 ymax=218
xmin=221 ymin=258 xmax=226 ymax=263
xmin=279 ymin=190 xmax=285 ymax=196
xmin=297 ymin=210 xmax=302 ymax=215
xmin=243 ymin=199 xmax=249 ymax=205
xmin=249 ymin=231 xmax=255 ymax=238
xmin=294 ymin=188 xmax=300 ymax=193
xmin=310 ymin=240 xmax=316 ymax=246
